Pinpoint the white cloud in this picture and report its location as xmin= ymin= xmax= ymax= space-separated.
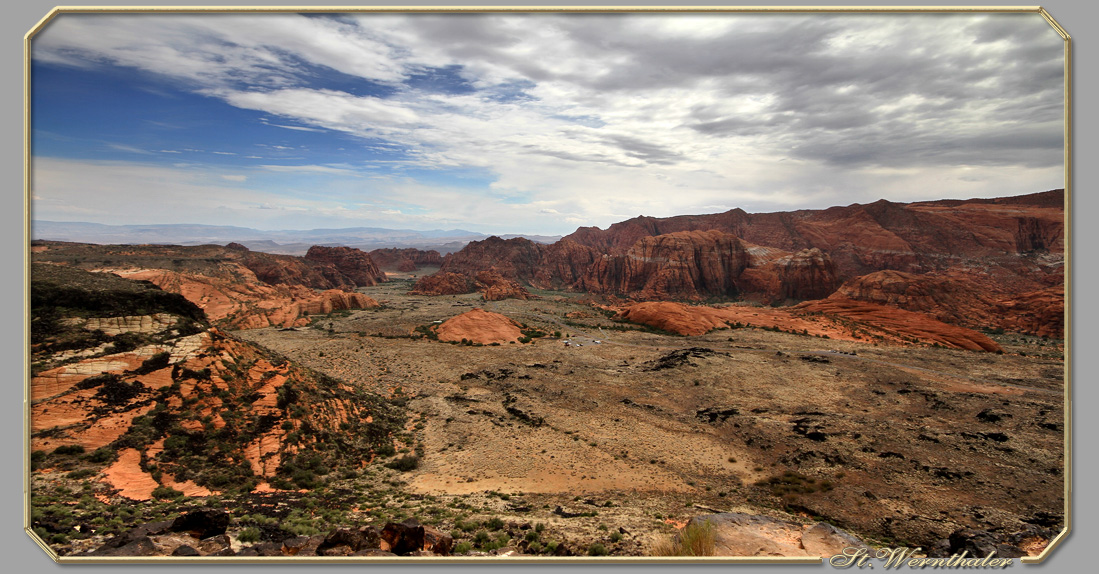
xmin=32 ymin=12 xmax=1065 ymax=234
xmin=259 ymin=164 xmax=362 ymax=176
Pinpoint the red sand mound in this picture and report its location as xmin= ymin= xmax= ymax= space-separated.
xmin=433 ymin=308 xmax=523 ymax=344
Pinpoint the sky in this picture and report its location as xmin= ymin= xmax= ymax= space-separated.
xmin=30 ymin=11 xmax=1066 ymax=236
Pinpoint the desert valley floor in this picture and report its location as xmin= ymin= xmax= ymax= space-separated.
xmin=217 ymin=278 xmax=1063 ymax=556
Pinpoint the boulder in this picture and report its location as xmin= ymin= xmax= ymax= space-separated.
xmin=316 ymin=526 xmax=382 ymax=555
xmin=170 ymin=509 xmax=230 ymax=539
xmin=381 ymin=519 xmax=426 ymax=555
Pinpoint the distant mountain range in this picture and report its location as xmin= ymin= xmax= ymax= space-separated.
xmin=30 ymin=221 xmax=562 ymax=255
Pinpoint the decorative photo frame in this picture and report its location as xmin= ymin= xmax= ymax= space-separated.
xmin=24 ymin=5 xmax=1070 ymax=565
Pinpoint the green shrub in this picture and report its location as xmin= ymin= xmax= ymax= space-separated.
xmin=650 ymin=520 xmax=715 ymax=556
xmin=152 ymin=486 xmax=184 ymax=500
xmin=587 ymin=543 xmax=608 ymax=556
xmin=454 ymin=541 xmax=472 ymax=554
xmin=238 ymin=527 xmax=261 ymax=543
xmin=384 ymin=454 xmax=420 ymax=472
xmin=53 ymin=445 xmax=86 ymax=456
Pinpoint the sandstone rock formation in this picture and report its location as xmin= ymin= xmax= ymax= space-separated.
xmin=302 ymin=245 xmax=387 ymax=287
xmin=117 ymin=268 xmax=379 ymax=330
xmin=832 ymin=270 xmax=1063 ymax=338
xmin=31 ymin=265 xmax=406 ymax=505
xmin=614 ymin=302 xmax=742 ymax=336
xmin=243 ymin=247 xmax=384 ymax=290
xmin=416 ymin=190 xmax=1062 ymax=338
xmin=32 ymin=242 xmax=384 ymax=330
xmin=476 ymin=270 xmax=534 ymax=301
xmin=992 ymin=286 xmax=1064 ymax=339
xmin=797 ymin=297 xmax=1003 ymax=352
xmin=409 ymin=269 xmax=533 ymax=301
xmin=409 ymin=272 xmax=477 ymax=296
xmin=432 ymin=308 xmax=523 ymax=344
xmin=368 ymin=248 xmax=443 ymax=271
xmin=669 ymin=513 xmax=870 ymax=557
xmin=613 ymin=299 xmax=1002 ymax=351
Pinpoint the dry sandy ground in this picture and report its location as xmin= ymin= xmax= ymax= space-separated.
xmin=234 ymin=280 xmax=1065 ymax=552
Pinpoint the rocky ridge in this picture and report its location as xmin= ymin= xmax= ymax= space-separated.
xmin=32 ymin=242 xmax=385 ymax=329
xmin=413 ymin=190 xmax=1063 ymax=338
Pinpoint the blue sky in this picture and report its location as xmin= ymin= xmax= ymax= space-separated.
xmin=30 ymin=12 xmax=1065 ymax=235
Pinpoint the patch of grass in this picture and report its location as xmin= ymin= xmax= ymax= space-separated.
xmin=650 ymin=519 xmax=716 ymax=556
xmin=238 ymin=527 xmax=261 ymax=543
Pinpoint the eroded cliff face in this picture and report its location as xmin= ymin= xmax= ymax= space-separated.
xmin=425 ymin=231 xmax=838 ymax=304
xmin=367 ymin=248 xmax=444 ymax=272
xmin=579 ymin=230 xmax=751 ymax=300
xmin=302 ymin=245 xmax=387 ymax=287
xmin=560 ymin=190 xmax=1064 ymax=279
xmin=408 ymin=269 xmax=532 ymax=301
xmin=412 ymin=190 xmax=1063 ymax=337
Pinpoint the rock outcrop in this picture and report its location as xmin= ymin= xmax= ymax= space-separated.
xmin=409 ymin=269 xmax=533 ymax=301
xmin=612 ymin=299 xmax=1002 ymax=351
xmin=615 ymin=302 xmax=742 ymax=337
xmin=77 ymin=513 xmax=450 ymax=557
xmin=561 ymin=190 xmax=1064 ymax=279
xmin=797 ymin=297 xmax=1003 ymax=352
xmin=302 ymin=245 xmax=387 ymax=287
xmin=409 ymin=272 xmax=477 ymax=296
xmin=32 ymin=242 xmax=384 ymax=330
xmin=992 ymin=286 xmax=1064 ymax=339
xmin=670 ymin=513 xmax=871 ymax=557
xmin=368 ymin=248 xmax=443 ymax=271
xmin=582 ymin=230 xmax=751 ymax=300
xmin=429 ymin=231 xmax=838 ymax=304
xmin=476 ymin=270 xmax=534 ymax=301
xmin=416 ymin=190 xmax=1062 ymax=337
xmin=118 ymin=269 xmax=379 ymax=330
xmin=30 ymin=264 xmax=406 ymax=505
xmin=432 ymin=308 xmax=524 ymax=344
xmin=832 ymin=271 xmax=1063 ymax=338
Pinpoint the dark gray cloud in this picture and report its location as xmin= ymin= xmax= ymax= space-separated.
xmin=391 ymin=13 xmax=1063 ymax=171
xmin=601 ymin=135 xmax=683 ymax=165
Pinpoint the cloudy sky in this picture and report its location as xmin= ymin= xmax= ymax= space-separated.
xmin=31 ymin=11 xmax=1065 ymax=235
